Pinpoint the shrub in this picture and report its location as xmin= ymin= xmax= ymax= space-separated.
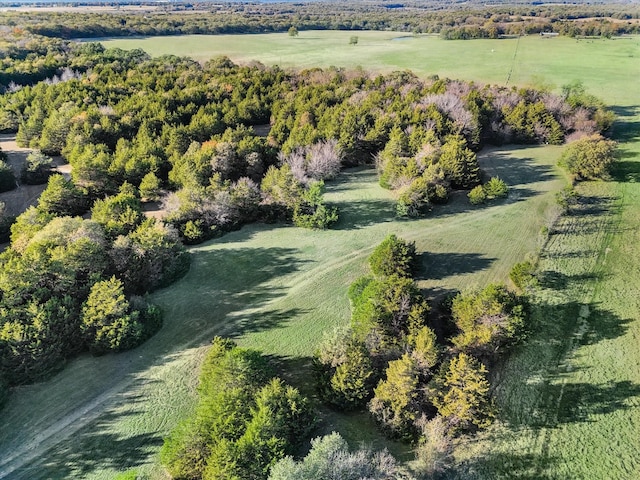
xmin=0 ymin=161 xmax=16 ymax=193
xmin=468 ymin=185 xmax=487 ymax=205
xmin=368 ymin=234 xmax=416 ymax=277
xmin=509 ymin=261 xmax=537 ymax=291
xmin=483 ymin=177 xmax=508 ymax=199
xmin=558 ymin=134 xmax=617 ymax=180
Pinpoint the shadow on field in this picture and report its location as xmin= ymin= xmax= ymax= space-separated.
xmin=610 ymin=105 xmax=640 ymax=143
xmin=544 ymin=379 xmax=640 ymax=425
xmin=479 ymin=148 xmax=555 ymax=186
xmin=452 ymin=450 xmax=561 ymax=480
xmin=22 ymin=391 xmax=162 ymax=478
xmin=331 ymin=197 xmax=396 ymax=230
xmin=415 ymin=251 xmax=495 ymax=281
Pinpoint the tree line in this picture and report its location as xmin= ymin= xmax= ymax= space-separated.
xmin=2 ymin=1 xmax=638 ymax=40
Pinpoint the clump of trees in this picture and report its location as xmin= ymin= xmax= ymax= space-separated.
xmin=161 ymin=337 xmax=314 ymax=480
xmin=314 ymin=235 xmax=527 ymax=465
xmin=468 ymin=176 xmax=509 ymax=205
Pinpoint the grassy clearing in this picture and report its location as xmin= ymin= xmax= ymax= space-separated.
xmin=1 ymin=33 xmax=639 ymax=479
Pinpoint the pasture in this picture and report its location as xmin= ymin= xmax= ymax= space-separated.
xmin=0 ymin=32 xmax=638 ymax=479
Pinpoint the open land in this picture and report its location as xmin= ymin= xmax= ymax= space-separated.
xmin=0 ymin=32 xmax=639 ymax=479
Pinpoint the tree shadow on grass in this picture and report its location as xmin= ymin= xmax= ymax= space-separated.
xmin=331 ymin=197 xmax=397 ymax=230
xmin=415 ymin=251 xmax=495 ymax=281
xmin=450 ymin=450 xmax=561 ymax=480
xmin=479 ymin=149 xmax=556 ymax=187
xmin=15 ymin=390 xmax=162 ymax=479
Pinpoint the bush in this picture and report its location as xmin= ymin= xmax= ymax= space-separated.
xmin=468 ymin=185 xmax=487 ymax=205
xmin=483 ymin=177 xmax=508 ymax=200
xmin=509 ymin=261 xmax=537 ymax=291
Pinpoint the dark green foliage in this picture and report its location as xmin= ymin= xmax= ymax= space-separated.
xmin=0 ymin=161 xmax=16 ymax=193
xmin=21 ymin=151 xmax=53 ymax=185
xmin=80 ymin=277 xmax=158 ymax=354
xmin=314 ymin=329 xmax=376 ymax=410
xmin=350 ymin=274 xmax=429 ymax=340
xmin=91 ymin=185 xmax=144 ymax=238
xmin=438 ymin=136 xmax=480 ymax=189
xmin=559 ymin=134 xmax=617 ymax=180
xmin=37 ymin=174 xmax=89 ymax=217
xmin=368 ymin=234 xmax=416 ymax=278
xmin=0 ymin=202 xmax=14 ymax=244
xmin=161 ymin=338 xmax=313 ymax=480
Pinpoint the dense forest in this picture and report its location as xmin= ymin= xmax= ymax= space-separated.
xmin=1 ymin=1 xmax=639 ymax=39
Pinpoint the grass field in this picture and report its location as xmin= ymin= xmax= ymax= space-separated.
xmin=0 ymin=32 xmax=638 ymax=479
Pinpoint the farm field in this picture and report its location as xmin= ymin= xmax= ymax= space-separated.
xmin=0 ymin=33 xmax=638 ymax=479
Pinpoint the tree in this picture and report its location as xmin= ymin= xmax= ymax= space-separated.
xmin=288 ymin=26 xmax=299 ymax=37
xmin=368 ymin=234 xmax=416 ymax=278
xmin=369 ymin=353 xmax=421 ymax=438
xmin=269 ymin=432 xmax=412 ymax=480
xmin=21 ymin=151 xmax=53 ymax=185
xmin=431 ymin=353 xmax=494 ymax=432
xmin=438 ymin=136 xmax=480 ymax=189
xmin=91 ymin=185 xmax=143 ymax=238
xmin=450 ymin=283 xmax=526 ymax=355
xmin=349 ymin=36 xmax=359 ymax=45
xmin=37 ymin=174 xmax=89 ymax=217
xmin=139 ymin=171 xmax=162 ymax=202
xmin=0 ymin=161 xmax=16 ymax=193
xmin=80 ymin=276 xmax=143 ymax=354
xmin=559 ymin=134 xmax=617 ymax=180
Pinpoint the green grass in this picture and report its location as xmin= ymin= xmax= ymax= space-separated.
xmin=102 ymin=32 xmax=640 ymax=105
xmin=1 ymin=32 xmax=639 ymax=479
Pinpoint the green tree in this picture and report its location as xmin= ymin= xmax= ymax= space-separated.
xmin=21 ymin=151 xmax=53 ymax=185
xmin=288 ymin=26 xmax=299 ymax=37
xmin=80 ymin=276 xmax=143 ymax=354
xmin=559 ymin=134 xmax=617 ymax=180
xmin=139 ymin=171 xmax=162 ymax=202
xmin=368 ymin=234 xmax=416 ymax=278
xmin=37 ymin=174 xmax=88 ymax=217
xmin=369 ymin=353 xmax=421 ymax=438
xmin=438 ymin=135 xmax=480 ymax=189
xmin=91 ymin=185 xmax=143 ymax=238
xmin=0 ymin=161 xmax=16 ymax=193
xmin=432 ymin=353 xmax=494 ymax=432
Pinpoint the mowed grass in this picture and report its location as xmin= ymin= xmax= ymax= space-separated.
xmin=0 ymin=145 xmax=563 ymax=479
xmin=0 ymin=33 xmax=638 ymax=479
xmin=102 ymin=32 xmax=640 ymax=105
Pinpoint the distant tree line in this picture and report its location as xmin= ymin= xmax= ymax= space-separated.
xmin=1 ymin=1 xmax=638 ymax=39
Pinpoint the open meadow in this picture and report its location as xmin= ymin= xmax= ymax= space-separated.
xmin=0 ymin=32 xmax=639 ymax=479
